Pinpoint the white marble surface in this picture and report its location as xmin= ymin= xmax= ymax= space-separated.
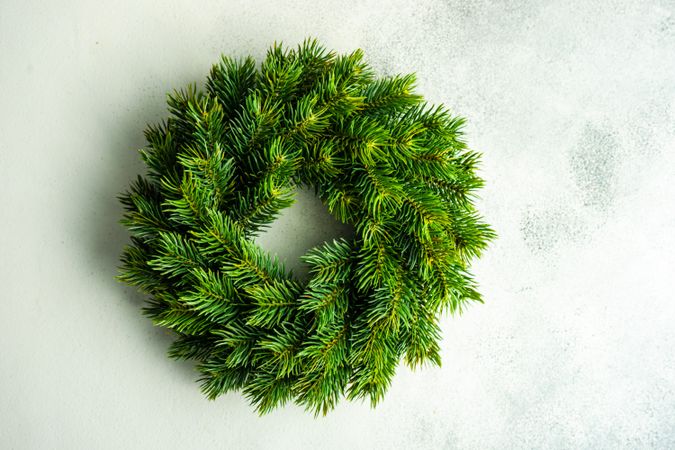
xmin=2 ymin=0 xmax=674 ymax=448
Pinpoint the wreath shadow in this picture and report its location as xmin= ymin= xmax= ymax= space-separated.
xmin=85 ymin=83 xmax=206 ymax=389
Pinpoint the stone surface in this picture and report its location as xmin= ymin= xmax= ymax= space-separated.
xmin=1 ymin=0 xmax=674 ymax=448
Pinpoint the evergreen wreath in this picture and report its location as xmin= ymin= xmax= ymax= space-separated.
xmin=117 ymin=39 xmax=495 ymax=415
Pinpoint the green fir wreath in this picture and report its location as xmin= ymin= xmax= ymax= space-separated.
xmin=117 ymin=39 xmax=495 ymax=415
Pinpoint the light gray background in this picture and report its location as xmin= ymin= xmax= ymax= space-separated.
xmin=2 ymin=0 xmax=674 ymax=448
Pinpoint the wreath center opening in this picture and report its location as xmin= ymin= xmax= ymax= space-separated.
xmin=253 ymin=185 xmax=355 ymax=281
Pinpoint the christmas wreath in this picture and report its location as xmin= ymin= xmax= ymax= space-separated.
xmin=118 ymin=39 xmax=495 ymax=415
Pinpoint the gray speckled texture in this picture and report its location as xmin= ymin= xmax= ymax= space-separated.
xmin=1 ymin=0 xmax=674 ymax=448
